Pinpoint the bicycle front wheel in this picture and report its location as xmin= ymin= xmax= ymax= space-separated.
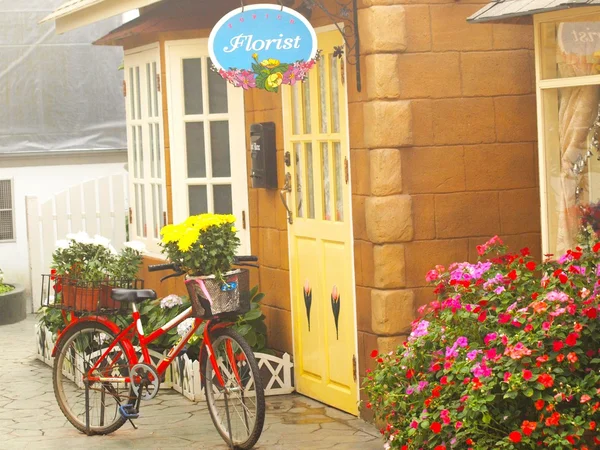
xmin=204 ymin=328 xmax=265 ymax=450
xmin=52 ymin=322 xmax=134 ymax=435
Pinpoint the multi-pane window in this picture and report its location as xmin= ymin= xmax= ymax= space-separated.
xmin=125 ymin=46 xmax=167 ymax=254
xmin=536 ymin=9 xmax=600 ymax=255
xmin=0 ymin=179 xmax=14 ymax=242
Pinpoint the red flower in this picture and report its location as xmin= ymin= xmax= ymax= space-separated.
xmin=406 ymin=369 xmax=415 ymax=379
xmin=509 ymin=431 xmax=522 ymax=443
xmin=552 ymin=341 xmax=564 ymax=352
xmin=434 ymin=446 xmax=446 ymax=450
xmin=477 ymin=311 xmax=487 ymax=322
xmin=430 ymin=422 xmax=442 ymax=433
xmin=565 ymin=332 xmax=579 ymax=346
xmin=370 ymin=350 xmax=378 ymax=358
xmin=521 ymin=420 xmax=537 ymax=436
xmin=585 ymin=307 xmax=598 ymax=319
xmin=594 ymin=242 xmax=600 ymax=252
xmin=534 ymin=399 xmax=545 ymax=410
xmin=498 ymin=313 xmax=511 ymax=324
xmin=524 ymin=324 xmax=533 ymax=332
xmin=522 ymin=369 xmax=533 ymax=380
xmin=590 ymin=421 xmax=597 ymax=431
xmin=566 ymin=435 xmax=576 ymax=445
xmin=365 ymin=402 xmax=372 ymax=409
xmin=440 ymin=376 xmax=448 ymax=385
xmin=466 ymin=438 xmax=474 ymax=445
xmin=538 ymin=373 xmax=554 ymax=388
xmin=521 ymin=247 xmax=531 ymax=256
xmin=525 ymin=261 xmax=536 ymax=271
xmin=431 ymin=386 xmax=442 ymax=398
xmin=507 ymin=270 xmax=518 ymax=281
xmin=567 ymin=352 xmax=578 ymax=363
xmin=545 ymin=412 xmax=560 ymax=426
xmin=556 ymin=354 xmax=565 ymax=363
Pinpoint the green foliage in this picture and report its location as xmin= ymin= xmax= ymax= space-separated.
xmin=232 ymin=285 xmax=268 ymax=352
xmin=0 ymin=284 xmax=14 ymax=294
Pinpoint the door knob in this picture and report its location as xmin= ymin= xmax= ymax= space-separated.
xmin=280 ymin=172 xmax=293 ymax=225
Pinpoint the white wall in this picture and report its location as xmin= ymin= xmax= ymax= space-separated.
xmin=0 ymin=152 xmax=127 ymax=305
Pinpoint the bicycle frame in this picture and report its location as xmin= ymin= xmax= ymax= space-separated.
xmin=54 ymin=304 xmax=238 ymax=389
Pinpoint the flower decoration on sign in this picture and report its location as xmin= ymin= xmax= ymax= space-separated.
xmin=303 ymin=279 xmax=312 ymax=331
xmin=331 ymin=285 xmax=340 ymax=340
xmin=215 ymin=51 xmax=321 ymax=93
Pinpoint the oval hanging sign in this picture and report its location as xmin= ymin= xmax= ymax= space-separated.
xmin=209 ymin=4 xmax=318 ymax=92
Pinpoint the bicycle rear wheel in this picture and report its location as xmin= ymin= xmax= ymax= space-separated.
xmin=52 ymin=322 xmax=134 ymax=435
xmin=204 ymin=328 xmax=265 ymax=449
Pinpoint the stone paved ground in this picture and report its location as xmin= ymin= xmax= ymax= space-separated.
xmin=0 ymin=316 xmax=382 ymax=449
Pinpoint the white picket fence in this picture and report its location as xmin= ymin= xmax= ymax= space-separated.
xmin=35 ymin=324 xmax=295 ymax=400
xmin=26 ymin=175 xmax=128 ymax=312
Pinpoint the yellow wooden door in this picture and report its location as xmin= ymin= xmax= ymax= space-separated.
xmin=282 ymin=30 xmax=358 ymax=415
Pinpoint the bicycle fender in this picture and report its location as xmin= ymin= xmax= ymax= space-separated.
xmin=51 ymin=316 xmax=137 ymax=362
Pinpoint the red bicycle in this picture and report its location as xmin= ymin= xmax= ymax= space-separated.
xmin=51 ymin=257 xmax=265 ymax=450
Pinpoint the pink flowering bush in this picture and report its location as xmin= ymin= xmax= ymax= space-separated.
xmin=363 ymin=237 xmax=600 ymax=449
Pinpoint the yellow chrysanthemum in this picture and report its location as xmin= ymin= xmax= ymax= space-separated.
xmin=177 ymin=227 xmax=200 ymax=252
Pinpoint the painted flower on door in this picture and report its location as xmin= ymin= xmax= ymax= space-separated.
xmin=331 ymin=285 xmax=341 ymax=340
xmin=303 ymin=279 xmax=312 ymax=331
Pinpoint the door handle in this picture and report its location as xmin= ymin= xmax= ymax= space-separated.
xmin=280 ymin=172 xmax=293 ymax=225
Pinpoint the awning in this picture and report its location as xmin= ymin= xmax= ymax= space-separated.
xmin=468 ymin=0 xmax=600 ymax=23
xmin=40 ymin=0 xmax=164 ymax=34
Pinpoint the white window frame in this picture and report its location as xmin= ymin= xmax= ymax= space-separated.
xmin=534 ymin=6 xmax=600 ymax=255
xmin=165 ymin=38 xmax=251 ymax=254
xmin=0 ymin=178 xmax=15 ymax=243
xmin=124 ymin=43 xmax=167 ymax=256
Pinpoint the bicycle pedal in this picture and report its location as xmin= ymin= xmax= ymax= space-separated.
xmin=119 ymin=405 xmax=140 ymax=419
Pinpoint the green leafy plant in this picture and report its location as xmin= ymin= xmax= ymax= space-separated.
xmin=363 ymin=236 xmax=600 ymax=449
xmin=51 ymin=233 xmax=145 ymax=285
xmin=0 ymin=268 xmax=14 ymax=294
xmin=160 ymin=214 xmax=240 ymax=280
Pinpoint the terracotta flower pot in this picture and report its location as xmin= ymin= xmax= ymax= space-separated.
xmin=61 ymin=283 xmax=104 ymax=312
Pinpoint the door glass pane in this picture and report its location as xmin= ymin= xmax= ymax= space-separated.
xmin=214 ymin=185 xmax=233 ymax=214
xmin=331 ymin=55 xmax=340 ymax=133
xmin=302 ymin=78 xmax=312 ymax=134
xmin=294 ymin=143 xmax=303 ymax=217
xmin=321 ymin=142 xmax=331 ymax=221
xmin=135 ymin=67 xmax=141 ymax=120
xmin=152 ymin=183 xmax=159 ymax=238
xmin=146 ymin=63 xmax=152 ymax=118
xmin=292 ymin=83 xmax=301 ymax=135
xmin=140 ymin=184 xmax=147 ymax=237
xmin=183 ymin=58 xmax=203 ymax=115
xmin=318 ymin=58 xmax=328 ymax=133
xmin=129 ymin=68 xmax=136 ymax=120
xmin=186 ymin=122 xmax=206 ymax=178
xmin=334 ymin=142 xmax=344 ymax=221
xmin=155 ymin=123 xmax=161 ymax=178
xmin=134 ymin=184 xmax=142 ymax=237
xmin=132 ymin=126 xmax=138 ymax=178
xmin=210 ymin=121 xmax=231 ymax=177
xmin=137 ymin=125 xmax=144 ymax=178
xmin=208 ymin=58 xmax=228 ymax=114
xmin=149 ymin=123 xmax=155 ymax=178
xmin=158 ymin=183 xmax=164 ymax=230
xmin=152 ymin=62 xmax=159 ymax=117
xmin=306 ymin=143 xmax=315 ymax=219
xmin=189 ymin=185 xmax=208 ymax=215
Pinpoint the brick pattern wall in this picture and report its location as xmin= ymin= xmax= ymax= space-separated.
xmin=357 ymin=0 xmax=542 ymax=383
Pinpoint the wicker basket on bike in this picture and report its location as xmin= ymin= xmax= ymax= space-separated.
xmin=185 ymin=269 xmax=250 ymax=319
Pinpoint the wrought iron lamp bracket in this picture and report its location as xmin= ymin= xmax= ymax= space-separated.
xmin=299 ymin=0 xmax=361 ymax=92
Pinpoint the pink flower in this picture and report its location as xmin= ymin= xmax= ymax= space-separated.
xmin=234 ymin=70 xmax=257 ymax=90
xmin=410 ymin=420 xmax=418 ymax=429
xmin=484 ymin=333 xmax=497 ymax=345
xmin=455 ymin=421 xmax=463 ymax=429
xmin=581 ymin=394 xmax=591 ymax=403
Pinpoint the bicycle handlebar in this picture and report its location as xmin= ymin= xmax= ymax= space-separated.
xmin=148 ymin=256 xmax=258 ymax=273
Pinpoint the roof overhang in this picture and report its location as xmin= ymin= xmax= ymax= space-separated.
xmin=40 ymin=0 xmax=164 ymax=34
xmin=468 ymin=0 xmax=600 ymax=23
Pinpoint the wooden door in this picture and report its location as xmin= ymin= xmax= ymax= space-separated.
xmin=282 ymin=30 xmax=358 ymax=414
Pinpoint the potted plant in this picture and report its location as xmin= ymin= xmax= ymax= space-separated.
xmin=0 ymin=267 xmax=26 ymax=325
xmin=51 ymin=232 xmax=145 ymax=312
xmin=160 ymin=214 xmax=245 ymax=318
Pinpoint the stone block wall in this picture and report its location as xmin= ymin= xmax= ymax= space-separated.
xmin=357 ymin=0 xmax=541 ymax=380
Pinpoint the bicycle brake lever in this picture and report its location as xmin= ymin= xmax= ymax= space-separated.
xmin=160 ymin=271 xmax=185 ymax=282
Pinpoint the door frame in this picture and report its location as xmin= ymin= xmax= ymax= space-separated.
xmin=282 ymin=24 xmax=360 ymax=409
xmin=164 ymin=38 xmax=251 ymax=254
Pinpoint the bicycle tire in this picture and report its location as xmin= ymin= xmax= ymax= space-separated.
xmin=52 ymin=321 xmax=135 ymax=435
xmin=204 ymin=328 xmax=265 ymax=449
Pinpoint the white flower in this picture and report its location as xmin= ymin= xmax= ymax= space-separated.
xmin=124 ymin=240 xmax=146 ymax=253
xmin=93 ymin=234 xmax=112 ymax=248
xmin=160 ymin=294 xmax=183 ymax=309
xmin=177 ymin=318 xmax=195 ymax=337
xmin=55 ymin=240 xmax=70 ymax=250
xmin=108 ymin=244 xmax=118 ymax=255
xmin=66 ymin=231 xmax=93 ymax=244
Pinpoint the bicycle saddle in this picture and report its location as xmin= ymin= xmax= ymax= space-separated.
xmin=111 ymin=289 xmax=157 ymax=303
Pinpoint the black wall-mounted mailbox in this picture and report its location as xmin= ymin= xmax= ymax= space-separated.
xmin=250 ymin=122 xmax=277 ymax=189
